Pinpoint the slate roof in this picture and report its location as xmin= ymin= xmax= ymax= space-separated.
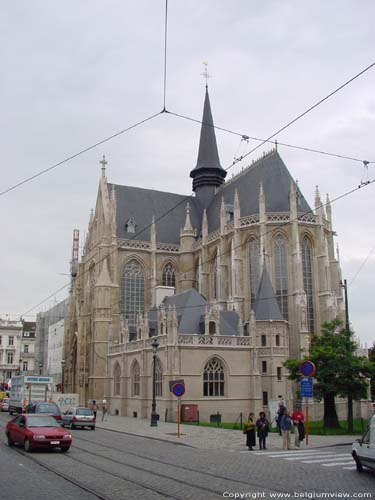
xmin=148 ymin=289 xmax=239 ymax=335
xmin=253 ymin=260 xmax=284 ymax=321
xmin=205 ymin=149 xmax=312 ymax=233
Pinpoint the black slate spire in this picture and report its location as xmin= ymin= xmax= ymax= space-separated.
xmin=253 ymin=258 xmax=283 ymax=321
xmin=190 ymin=87 xmax=227 ymax=192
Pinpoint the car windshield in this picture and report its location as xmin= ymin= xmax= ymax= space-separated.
xmin=27 ymin=416 xmax=59 ymax=427
xmin=76 ymin=408 xmax=93 ymax=416
xmin=37 ymin=404 xmax=59 ymax=413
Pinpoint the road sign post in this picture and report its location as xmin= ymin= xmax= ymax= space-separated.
xmin=172 ymin=383 xmax=185 ymax=438
xmin=300 ymin=375 xmax=314 ymax=446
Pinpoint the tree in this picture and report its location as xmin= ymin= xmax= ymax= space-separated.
xmin=369 ymin=344 xmax=375 ymax=401
xmin=284 ymin=319 xmax=374 ymax=429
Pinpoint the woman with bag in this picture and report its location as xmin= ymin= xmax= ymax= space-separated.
xmin=243 ymin=412 xmax=256 ymax=450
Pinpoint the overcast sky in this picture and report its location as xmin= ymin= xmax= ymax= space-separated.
xmin=1 ymin=1 xmax=374 ymax=347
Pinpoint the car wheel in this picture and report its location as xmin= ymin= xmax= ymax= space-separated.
xmin=69 ymin=422 xmax=75 ymax=430
xmin=24 ymin=439 xmax=32 ymax=452
xmin=7 ymin=433 xmax=14 ymax=447
xmin=91 ymin=426 xmax=95 ymax=430
xmin=60 ymin=446 xmax=70 ymax=453
xmin=352 ymin=452 xmax=363 ymax=472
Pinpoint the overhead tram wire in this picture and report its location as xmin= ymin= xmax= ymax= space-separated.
xmin=167 ymin=110 xmax=373 ymax=166
xmin=225 ymin=60 xmax=375 ymax=171
xmin=162 ymin=0 xmax=169 ymax=111
xmin=0 ymin=111 xmax=163 ymax=197
xmin=349 ymin=243 xmax=375 ymax=286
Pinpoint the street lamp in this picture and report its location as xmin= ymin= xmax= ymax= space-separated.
xmin=61 ymin=359 xmax=66 ymax=393
xmin=18 ymin=358 xmax=23 ymax=375
xmin=150 ymin=338 xmax=159 ymax=427
xmin=39 ymin=362 xmax=43 ymax=376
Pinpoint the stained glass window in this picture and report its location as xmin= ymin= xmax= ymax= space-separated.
xmin=203 ymin=357 xmax=225 ymax=397
xmin=162 ymin=263 xmax=176 ymax=287
xmin=113 ymin=363 xmax=121 ymax=396
xmin=120 ymin=260 xmax=145 ymax=326
xmin=249 ymin=237 xmax=260 ymax=306
xmin=132 ymin=361 xmax=140 ymax=396
xmin=302 ymin=236 xmax=315 ymax=333
xmin=274 ymin=235 xmax=289 ymax=320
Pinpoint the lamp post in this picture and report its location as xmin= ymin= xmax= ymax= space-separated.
xmin=150 ymin=338 xmax=159 ymax=427
xmin=61 ymin=359 xmax=65 ymax=393
xmin=18 ymin=358 xmax=23 ymax=375
xmin=39 ymin=362 xmax=43 ymax=376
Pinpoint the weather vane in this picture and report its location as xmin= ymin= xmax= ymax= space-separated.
xmin=201 ymin=61 xmax=212 ymax=87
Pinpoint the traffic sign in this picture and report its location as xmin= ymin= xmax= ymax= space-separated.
xmin=300 ymin=377 xmax=313 ymax=398
xmin=299 ymin=360 xmax=316 ymax=377
xmin=172 ymin=383 xmax=185 ymax=397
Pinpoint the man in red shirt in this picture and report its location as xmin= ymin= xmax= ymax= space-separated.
xmin=291 ymin=404 xmax=305 ymax=448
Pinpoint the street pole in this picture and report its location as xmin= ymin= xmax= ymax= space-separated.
xmin=150 ymin=339 xmax=159 ymax=427
xmin=61 ymin=359 xmax=65 ymax=393
xmin=342 ymin=279 xmax=353 ymax=433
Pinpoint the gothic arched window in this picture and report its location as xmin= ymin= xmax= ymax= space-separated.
xmin=131 ymin=360 xmax=140 ymax=397
xmin=203 ymin=357 xmax=225 ymax=397
xmin=120 ymin=260 xmax=145 ymax=326
xmin=162 ymin=263 xmax=176 ymax=287
xmin=302 ymin=236 xmax=315 ymax=333
xmin=273 ymin=235 xmax=289 ymax=320
xmin=209 ymin=321 xmax=216 ymax=335
xmin=113 ymin=363 xmax=121 ymax=396
xmin=248 ymin=237 xmax=260 ymax=305
xmin=155 ymin=358 xmax=163 ymax=397
xmin=211 ymin=253 xmax=218 ymax=300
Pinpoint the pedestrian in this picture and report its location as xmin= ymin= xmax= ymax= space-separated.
xmin=256 ymin=411 xmax=269 ymax=450
xmin=276 ymin=400 xmax=286 ymax=436
xmin=92 ymin=400 xmax=97 ymax=419
xmin=243 ymin=412 xmax=256 ymax=451
xmin=280 ymin=409 xmax=292 ymax=450
xmin=291 ymin=404 xmax=305 ymax=448
xmin=102 ymin=399 xmax=108 ymax=421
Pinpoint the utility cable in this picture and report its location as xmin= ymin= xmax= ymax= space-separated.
xmin=167 ymin=110 xmax=373 ymax=165
xmin=349 ymin=244 xmax=375 ymax=286
xmin=163 ymin=0 xmax=169 ymax=111
xmin=0 ymin=111 xmax=163 ymax=197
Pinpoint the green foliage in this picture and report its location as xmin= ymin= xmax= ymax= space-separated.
xmin=369 ymin=346 xmax=375 ymax=400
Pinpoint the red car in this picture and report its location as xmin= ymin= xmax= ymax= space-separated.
xmin=6 ymin=414 xmax=72 ymax=452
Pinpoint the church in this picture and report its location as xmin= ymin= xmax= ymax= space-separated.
xmin=64 ymin=86 xmax=343 ymax=422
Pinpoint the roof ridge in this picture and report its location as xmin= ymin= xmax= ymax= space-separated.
xmin=219 ymin=147 xmax=278 ymax=191
xmin=108 ymin=182 xmax=191 ymax=199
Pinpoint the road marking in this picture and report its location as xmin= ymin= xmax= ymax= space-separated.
xmin=284 ymin=453 xmax=348 ymax=461
xmin=342 ymin=466 xmax=357 ymax=470
xmin=323 ymin=461 xmax=354 ymax=467
xmin=266 ymin=451 xmax=333 ymax=458
xmin=302 ymin=455 xmax=351 ymax=464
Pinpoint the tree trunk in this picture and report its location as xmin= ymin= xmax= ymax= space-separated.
xmin=347 ymin=395 xmax=353 ymax=433
xmin=323 ymin=392 xmax=340 ymax=428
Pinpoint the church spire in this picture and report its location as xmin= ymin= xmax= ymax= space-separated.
xmin=253 ymin=258 xmax=283 ymax=321
xmin=190 ymin=87 xmax=227 ymax=192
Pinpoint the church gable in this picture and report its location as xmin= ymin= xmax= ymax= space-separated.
xmin=205 ymin=149 xmax=311 ymax=234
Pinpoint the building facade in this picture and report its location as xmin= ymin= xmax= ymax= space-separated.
xmin=47 ymin=319 xmax=65 ymax=388
xmin=64 ymin=88 xmax=344 ymax=420
xmin=20 ymin=321 xmax=36 ymax=375
xmin=0 ymin=318 xmax=22 ymax=386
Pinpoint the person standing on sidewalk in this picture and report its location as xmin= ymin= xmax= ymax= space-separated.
xmin=291 ymin=404 xmax=305 ymax=448
xmin=280 ymin=410 xmax=292 ymax=450
xmin=102 ymin=399 xmax=108 ymax=421
xmin=243 ymin=412 xmax=256 ymax=450
xmin=256 ymin=412 xmax=269 ymax=450
xmin=276 ymin=400 xmax=286 ymax=436
xmin=91 ymin=400 xmax=97 ymax=419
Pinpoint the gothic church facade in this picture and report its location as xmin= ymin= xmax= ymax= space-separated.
xmin=64 ymin=88 xmax=343 ymax=421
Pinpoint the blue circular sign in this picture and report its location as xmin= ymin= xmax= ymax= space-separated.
xmin=300 ymin=360 xmax=316 ymax=377
xmin=172 ymin=383 xmax=185 ymax=397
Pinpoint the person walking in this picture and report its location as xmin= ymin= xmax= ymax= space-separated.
xmin=92 ymin=400 xmax=97 ymax=419
xmin=280 ymin=409 xmax=292 ymax=450
xmin=256 ymin=411 xmax=269 ymax=450
xmin=102 ymin=399 xmax=108 ymax=421
xmin=291 ymin=405 xmax=305 ymax=448
xmin=276 ymin=400 xmax=286 ymax=436
xmin=243 ymin=412 xmax=256 ymax=450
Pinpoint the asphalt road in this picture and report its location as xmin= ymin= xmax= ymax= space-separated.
xmin=0 ymin=412 xmax=373 ymax=500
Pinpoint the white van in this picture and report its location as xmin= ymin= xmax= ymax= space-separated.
xmin=352 ymin=415 xmax=375 ymax=472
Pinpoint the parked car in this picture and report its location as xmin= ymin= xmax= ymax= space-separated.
xmin=0 ymin=398 xmax=10 ymax=412
xmin=25 ymin=402 xmax=62 ymax=423
xmin=62 ymin=407 xmax=96 ymax=430
xmin=5 ymin=414 xmax=72 ymax=452
xmin=352 ymin=414 xmax=375 ymax=472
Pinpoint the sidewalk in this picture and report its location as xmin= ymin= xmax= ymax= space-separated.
xmin=96 ymin=414 xmax=357 ymax=450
